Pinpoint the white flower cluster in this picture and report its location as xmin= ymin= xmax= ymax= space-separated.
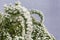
xmin=0 ymin=1 xmax=55 ymax=40
xmin=3 ymin=1 xmax=33 ymax=40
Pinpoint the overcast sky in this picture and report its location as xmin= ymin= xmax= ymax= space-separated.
xmin=0 ymin=0 xmax=60 ymax=40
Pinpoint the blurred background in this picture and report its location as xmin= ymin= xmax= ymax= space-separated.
xmin=0 ymin=0 xmax=60 ymax=40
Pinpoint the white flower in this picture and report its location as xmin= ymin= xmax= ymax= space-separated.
xmin=10 ymin=19 xmax=12 ymax=22
xmin=19 ymin=36 xmax=24 ymax=39
xmin=38 ymin=38 xmax=41 ymax=40
xmin=14 ymin=11 xmax=17 ymax=14
xmin=21 ymin=6 xmax=28 ymax=12
xmin=15 ymin=1 xmax=21 ymax=5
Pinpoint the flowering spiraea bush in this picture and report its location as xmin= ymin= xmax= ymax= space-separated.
xmin=0 ymin=1 xmax=55 ymax=40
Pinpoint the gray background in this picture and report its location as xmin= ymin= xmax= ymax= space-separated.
xmin=0 ymin=0 xmax=60 ymax=40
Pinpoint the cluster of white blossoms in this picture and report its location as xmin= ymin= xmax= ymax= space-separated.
xmin=0 ymin=1 xmax=55 ymax=40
